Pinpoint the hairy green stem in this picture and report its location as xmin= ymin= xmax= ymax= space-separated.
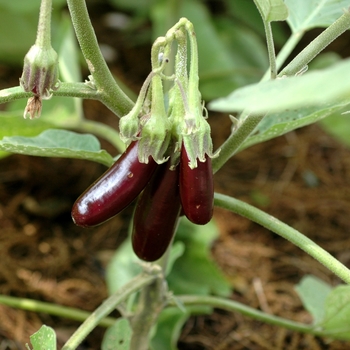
xmin=62 ymin=272 xmax=156 ymax=350
xmin=0 ymin=83 xmax=100 ymax=105
xmin=212 ymin=114 xmax=264 ymax=173
xmin=169 ymin=295 xmax=332 ymax=337
xmin=279 ymin=9 xmax=350 ymax=77
xmin=66 ymin=0 xmax=134 ymax=117
xmin=214 ymin=193 xmax=350 ymax=284
xmin=264 ymin=21 xmax=277 ymax=79
xmin=0 ymin=295 xmax=116 ymax=328
xmin=36 ymin=0 xmax=52 ymax=48
xmin=130 ymin=267 xmax=166 ymax=350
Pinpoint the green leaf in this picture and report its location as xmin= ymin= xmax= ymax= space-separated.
xmin=294 ymin=275 xmax=332 ymax=325
xmin=106 ymin=237 xmax=143 ymax=295
xmin=209 ymin=60 xmax=350 ymax=114
xmin=102 ymin=318 xmax=132 ymax=350
xmin=253 ymin=0 xmax=288 ymax=22
xmin=240 ymin=102 xmax=348 ymax=151
xmin=322 ymin=285 xmax=350 ymax=340
xmin=151 ymin=308 xmax=190 ymax=350
xmin=319 ymin=111 xmax=350 ymax=148
xmin=106 ymin=237 xmax=184 ymax=295
xmin=167 ymin=218 xmax=231 ymax=297
xmin=26 ymin=325 xmax=56 ymax=350
xmin=0 ymin=129 xmax=114 ymax=166
xmin=284 ymin=0 xmax=349 ymax=33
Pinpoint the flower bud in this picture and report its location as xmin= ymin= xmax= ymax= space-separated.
xmin=20 ymin=44 xmax=59 ymax=99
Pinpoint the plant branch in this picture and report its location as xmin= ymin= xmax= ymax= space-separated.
xmin=264 ymin=21 xmax=277 ymax=79
xmin=214 ymin=192 xmax=350 ymax=284
xmin=66 ymin=0 xmax=134 ymax=117
xmin=279 ymin=9 xmax=350 ymax=77
xmin=62 ymin=272 xmax=157 ymax=350
xmin=169 ymin=295 xmax=330 ymax=337
xmin=130 ymin=266 xmax=166 ymax=350
xmin=0 ymin=83 xmax=101 ymax=105
xmin=0 ymin=295 xmax=116 ymax=328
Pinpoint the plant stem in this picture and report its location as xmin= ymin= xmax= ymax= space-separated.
xmin=36 ymin=0 xmax=52 ymax=48
xmin=169 ymin=295 xmax=331 ymax=337
xmin=264 ymin=21 xmax=277 ymax=79
xmin=62 ymin=272 xmax=156 ymax=350
xmin=0 ymin=83 xmax=100 ymax=105
xmin=279 ymin=9 xmax=350 ymax=77
xmin=260 ymin=29 xmax=304 ymax=82
xmin=214 ymin=192 xmax=350 ymax=284
xmin=129 ymin=267 xmax=166 ymax=350
xmin=66 ymin=0 xmax=134 ymax=117
xmin=211 ymin=114 xmax=264 ymax=174
xmin=0 ymin=295 xmax=116 ymax=327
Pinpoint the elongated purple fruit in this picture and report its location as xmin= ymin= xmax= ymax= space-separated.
xmin=72 ymin=141 xmax=158 ymax=227
xmin=180 ymin=148 xmax=214 ymax=225
xmin=132 ymin=163 xmax=181 ymax=261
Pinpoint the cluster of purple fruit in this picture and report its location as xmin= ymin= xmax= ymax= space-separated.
xmin=71 ymin=140 xmax=213 ymax=262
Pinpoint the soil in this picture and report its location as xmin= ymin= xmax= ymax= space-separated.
xmin=1 ymin=2 xmax=350 ymax=349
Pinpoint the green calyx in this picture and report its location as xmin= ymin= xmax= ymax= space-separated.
xmin=20 ymin=44 xmax=59 ymax=99
xmin=181 ymin=110 xmax=214 ymax=169
xmin=138 ymin=74 xmax=171 ymax=164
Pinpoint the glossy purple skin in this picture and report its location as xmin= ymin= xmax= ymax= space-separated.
xmin=132 ymin=163 xmax=181 ymax=262
xmin=72 ymin=141 xmax=158 ymax=227
xmin=179 ymin=148 xmax=214 ymax=225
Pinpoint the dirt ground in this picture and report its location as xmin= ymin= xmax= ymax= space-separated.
xmin=1 ymin=3 xmax=350 ymax=350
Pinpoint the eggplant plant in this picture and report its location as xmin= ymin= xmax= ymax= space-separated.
xmin=1 ymin=0 xmax=350 ymax=349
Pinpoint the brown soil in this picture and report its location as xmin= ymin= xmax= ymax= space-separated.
xmin=1 ymin=3 xmax=350 ymax=350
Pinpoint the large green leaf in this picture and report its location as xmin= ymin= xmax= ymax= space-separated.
xmin=285 ymin=0 xmax=349 ymax=33
xmin=240 ymin=102 xmax=348 ymax=150
xmin=26 ymin=325 xmax=56 ymax=350
xmin=209 ymin=60 xmax=350 ymax=114
xmin=0 ymin=129 xmax=114 ymax=166
xmin=321 ymin=285 xmax=350 ymax=340
xmin=294 ymin=275 xmax=332 ymax=325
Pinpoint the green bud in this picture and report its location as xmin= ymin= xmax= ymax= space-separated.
xmin=20 ymin=44 xmax=59 ymax=99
